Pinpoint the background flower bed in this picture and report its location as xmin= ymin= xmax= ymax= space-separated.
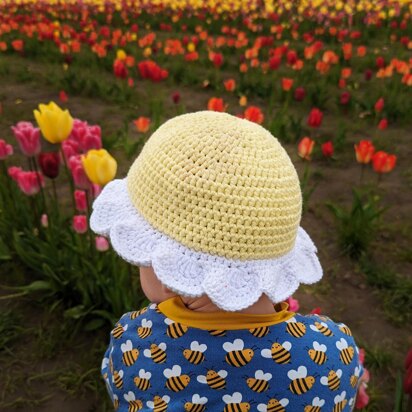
xmin=0 ymin=0 xmax=412 ymax=411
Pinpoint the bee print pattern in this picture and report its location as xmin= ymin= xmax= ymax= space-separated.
xmin=208 ymin=329 xmax=226 ymax=337
xmin=336 ymin=338 xmax=355 ymax=365
xmin=350 ymin=366 xmax=361 ymax=388
xmin=287 ymin=366 xmax=315 ymax=395
xmin=183 ymin=341 xmax=207 ymax=365
xmin=130 ymin=307 xmax=148 ymax=320
xmin=197 ymin=369 xmax=227 ymax=390
xmin=257 ymin=398 xmax=289 ymax=412
xmin=165 ymin=318 xmax=188 ymax=339
xmin=286 ymin=317 xmax=306 ymax=338
xmin=146 ymin=395 xmax=170 ymax=412
xmin=222 ymin=392 xmax=250 ymax=412
xmin=307 ymin=341 xmax=327 ymax=365
xmin=249 ymin=326 xmax=270 ymax=338
xmin=304 ymin=396 xmax=325 ymax=412
xmin=111 ymin=322 xmax=128 ymax=339
xmin=223 ymin=339 xmax=254 ymax=367
xmin=144 ymin=342 xmax=167 ymax=364
xmin=261 ymin=341 xmax=292 ymax=364
xmin=134 ymin=369 xmax=151 ymax=391
xmin=112 ymin=369 xmax=124 ymax=389
xmin=124 ymin=391 xmax=143 ymax=412
xmin=137 ymin=319 xmax=153 ymax=339
xmin=245 ymin=369 xmax=272 ymax=392
xmin=310 ymin=321 xmax=334 ymax=337
xmin=163 ymin=365 xmax=191 ymax=392
xmin=121 ymin=340 xmax=139 ymax=366
xmin=320 ymin=369 xmax=342 ymax=391
xmin=184 ymin=394 xmax=208 ymax=412
xmin=333 ymin=391 xmax=348 ymax=412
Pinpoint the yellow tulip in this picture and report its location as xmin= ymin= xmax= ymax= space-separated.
xmin=82 ymin=149 xmax=117 ymax=186
xmin=33 ymin=101 xmax=73 ymax=144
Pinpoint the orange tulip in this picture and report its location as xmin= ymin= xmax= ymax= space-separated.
xmin=298 ymin=137 xmax=315 ymax=161
xmin=207 ymin=97 xmax=226 ymax=112
xmin=357 ymin=46 xmax=367 ymax=57
xmin=341 ymin=68 xmax=352 ymax=79
xmin=224 ymin=79 xmax=236 ymax=92
xmin=282 ymin=78 xmax=294 ymax=91
xmin=239 ymin=95 xmax=248 ymax=107
xmin=372 ymin=151 xmax=397 ymax=174
xmin=244 ymin=106 xmax=264 ymax=124
xmin=354 ymin=140 xmax=375 ymax=164
xmin=133 ymin=117 xmax=151 ymax=133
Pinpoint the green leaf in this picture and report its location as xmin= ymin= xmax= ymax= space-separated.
xmin=64 ymin=305 xmax=88 ymax=320
xmin=84 ymin=318 xmax=106 ymax=331
xmin=24 ymin=280 xmax=53 ymax=292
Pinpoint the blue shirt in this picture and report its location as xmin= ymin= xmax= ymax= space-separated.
xmin=101 ymin=297 xmax=363 ymax=411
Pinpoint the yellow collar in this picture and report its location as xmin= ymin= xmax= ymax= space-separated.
xmin=157 ymin=296 xmax=295 ymax=330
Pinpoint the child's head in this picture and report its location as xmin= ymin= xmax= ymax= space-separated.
xmin=91 ymin=111 xmax=322 ymax=311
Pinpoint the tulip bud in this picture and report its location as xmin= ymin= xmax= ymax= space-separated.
xmin=298 ymin=137 xmax=315 ymax=160
xmin=378 ymin=118 xmax=388 ymax=130
xmin=310 ymin=307 xmax=322 ymax=315
xmin=41 ymin=214 xmax=49 ymax=228
xmin=133 ymin=117 xmax=151 ymax=133
xmin=0 ymin=139 xmax=13 ymax=160
xmin=374 ymin=97 xmax=384 ymax=113
xmin=171 ymin=91 xmax=181 ymax=104
xmin=74 ymin=190 xmax=87 ymax=212
xmin=307 ymin=108 xmax=323 ymax=128
xmin=95 ymin=236 xmax=110 ymax=252
xmin=321 ymin=141 xmax=334 ymax=157
xmin=81 ymin=149 xmax=117 ymax=186
xmin=38 ymin=152 xmax=60 ymax=179
xmin=73 ymin=215 xmax=88 ymax=234
xmin=69 ymin=155 xmax=91 ymax=189
xmin=340 ymin=91 xmax=351 ymax=105
xmin=364 ymin=69 xmax=373 ymax=81
xmin=293 ymin=87 xmax=305 ymax=102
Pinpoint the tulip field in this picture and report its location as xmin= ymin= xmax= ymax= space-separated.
xmin=0 ymin=0 xmax=412 ymax=410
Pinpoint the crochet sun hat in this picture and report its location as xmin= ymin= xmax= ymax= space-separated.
xmin=90 ymin=111 xmax=323 ymax=311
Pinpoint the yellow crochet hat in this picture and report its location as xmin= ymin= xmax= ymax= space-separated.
xmin=91 ymin=111 xmax=322 ymax=311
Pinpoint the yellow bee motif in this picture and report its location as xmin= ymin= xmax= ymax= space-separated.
xmin=165 ymin=318 xmax=188 ymax=339
xmin=249 ymin=326 xmax=270 ymax=338
xmin=304 ymin=396 xmax=325 ymax=412
xmin=208 ymin=329 xmax=226 ymax=337
xmin=288 ymin=366 xmax=316 ymax=395
xmin=144 ymin=342 xmax=167 ymax=364
xmin=146 ymin=395 xmax=170 ymax=412
xmin=223 ymin=339 xmax=254 ymax=367
xmin=121 ymin=339 xmax=140 ymax=366
xmin=257 ymin=398 xmax=289 ymax=412
xmin=123 ymin=391 xmax=143 ymax=412
xmin=111 ymin=322 xmax=128 ymax=339
xmin=320 ymin=369 xmax=342 ymax=391
xmin=261 ymin=341 xmax=292 ymax=364
xmin=246 ymin=369 xmax=272 ymax=392
xmin=308 ymin=341 xmax=328 ymax=365
xmin=310 ymin=321 xmax=334 ymax=337
xmin=134 ymin=369 xmax=151 ymax=391
xmin=338 ymin=323 xmax=352 ymax=336
xmin=223 ymin=392 xmax=250 ymax=412
xmin=184 ymin=394 xmax=208 ymax=412
xmin=137 ymin=318 xmax=153 ymax=339
xmin=350 ymin=366 xmax=361 ymax=388
xmin=183 ymin=341 xmax=207 ymax=365
xmin=130 ymin=307 xmax=148 ymax=319
xmin=112 ymin=394 xmax=119 ymax=410
xmin=286 ymin=317 xmax=306 ymax=338
xmin=163 ymin=365 xmax=190 ymax=392
xmin=112 ymin=369 xmax=124 ymax=389
xmin=336 ymin=338 xmax=355 ymax=365
xmin=197 ymin=369 xmax=227 ymax=390
xmin=333 ymin=391 xmax=348 ymax=412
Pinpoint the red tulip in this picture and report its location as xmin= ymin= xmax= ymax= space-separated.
xmin=281 ymin=78 xmax=294 ymax=91
xmin=321 ymin=141 xmax=334 ymax=157
xmin=244 ymin=106 xmax=264 ymax=124
xmin=38 ymin=152 xmax=60 ymax=179
xmin=298 ymin=137 xmax=315 ymax=160
xmin=286 ymin=50 xmax=298 ymax=65
xmin=269 ymin=55 xmax=281 ymax=70
xmin=74 ymin=190 xmax=87 ymax=212
xmin=294 ymin=87 xmax=305 ymax=101
xmin=374 ymin=97 xmax=384 ymax=113
xmin=307 ymin=108 xmax=323 ymax=128
xmin=59 ymin=90 xmax=68 ymax=103
xmin=138 ymin=60 xmax=168 ymax=82
xmin=405 ymin=348 xmax=412 ymax=370
xmin=310 ymin=307 xmax=322 ymax=315
xmin=212 ymin=52 xmax=224 ymax=68
xmin=364 ymin=69 xmax=373 ymax=81
xmin=224 ymin=79 xmax=236 ymax=92
xmin=355 ymin=140 xmax=375 ymax=164
xmin=113 ymin=58 xmax=128 ymax=79
xmin=378 ymin=118 xmax=388 ymax=130
xmin=172 ymin=91 xmax=181 ymax=104
xmin=340 ymin=91 xmax=351 ymax=105
xmin=134 ymin=117 xmax=151 ymax=133
xmin=372 ymin=151 xmax=397 ymax=174
xmin=376 ymin=56 xmax=386 ymax=69
xmin=207 ymin=97 xmax=226 ymax=112
xmin=15 ymin=171 xmax=45 ymax=196
xmin=73 ymin=215 xmax=88 ymax=234
xmin=0 ymin=139 xmax=13 ymax=160
xmin=11 ymin=121 xmax=41 ymax=157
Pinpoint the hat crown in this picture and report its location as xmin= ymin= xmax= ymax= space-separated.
xmin=127 ymin=111 xmax=302 ymax=260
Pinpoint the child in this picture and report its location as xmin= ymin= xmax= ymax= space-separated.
xmin=91 ymin=111 xmax=363 ymax=411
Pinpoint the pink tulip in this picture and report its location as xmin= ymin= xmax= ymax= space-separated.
xmin=82 ymin=131 xmax=102 ymax=151
xmin=62 ymin=140 xmax=80 ymax=161
xmin=15 ymin=171 xmax=45 ymax=196
xmin=11 ymin=121 xmax=41 ymax=157
xmin=8 ymin=166 xmax=22 ymax=181
xmin=359 ymin=348 xmax=366 ymax=365
xmin=68 ymin=155 xmax=91 ymax=189
xmin=41 ymin=214 xmax=49 ymax=228
xmin=91 ymin=184 xmax=102 ymax=198
xmin=73 ymin=215 xmax=88 ymax=234
xmin=355 ymin=382 xmax=370 ymax=409
xmin=69 ymin=119 xmax=89 ymax=144
xmin=0 ymin=139 xmax=13 ymax=160
xmin=74 ymin=190 xmax=87 ymax=212
xmin=95 ymin=236 xmax=109 ymax=252
xmin=69 ymin=120 xmax=102 ymax=152
xmin=286 ymin=296 xmax=300 ymax=312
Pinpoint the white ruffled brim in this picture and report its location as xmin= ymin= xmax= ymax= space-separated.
xmin=90 ymin=179 xmax=323 ymax=311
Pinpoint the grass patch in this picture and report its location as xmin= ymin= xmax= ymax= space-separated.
xmin=0 ymin=309 xmax=22 ymax=351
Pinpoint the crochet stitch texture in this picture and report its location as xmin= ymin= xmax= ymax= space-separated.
xmin=127 ymin=111 xmax=302 ymax=260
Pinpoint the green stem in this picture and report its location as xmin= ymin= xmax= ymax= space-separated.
xmin=31 ymin=156 xmax=48 ymax=216
xmin=60 ymin=148 xmax=76 ymax=213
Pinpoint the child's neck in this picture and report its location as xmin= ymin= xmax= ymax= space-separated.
xmin=180 ymin=294 xmax=276 ymax=314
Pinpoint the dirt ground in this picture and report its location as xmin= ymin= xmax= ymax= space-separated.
xmin=0 ymin=56 xmax=411 ymax=411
